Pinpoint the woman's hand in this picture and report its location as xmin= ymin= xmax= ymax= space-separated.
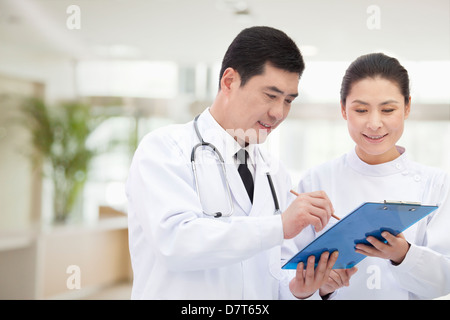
xmin=355 ymin=232 xmax=410 ymax=265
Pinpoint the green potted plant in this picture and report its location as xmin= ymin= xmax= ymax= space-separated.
xmin=21 ymin=97 xmax=103 ymax=223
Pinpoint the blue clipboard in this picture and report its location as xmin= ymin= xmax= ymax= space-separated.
xmin=282 ymin=201 xmax=438 ymax=270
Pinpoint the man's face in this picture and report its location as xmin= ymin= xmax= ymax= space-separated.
xmin=222 ymin=63 xmax=299 ymax=145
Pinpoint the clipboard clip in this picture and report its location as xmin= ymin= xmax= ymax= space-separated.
xmin=383 ymin=200 xmax=422 ymax=212
xmin=383 ymin=200 xmax=421 ymax=205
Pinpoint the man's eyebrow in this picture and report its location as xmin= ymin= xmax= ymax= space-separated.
xmin=264 ymin=86 xmax=298 ymax=98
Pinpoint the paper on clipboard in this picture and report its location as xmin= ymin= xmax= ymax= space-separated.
xmin=282 ymin=201 xmax=438 ymax=270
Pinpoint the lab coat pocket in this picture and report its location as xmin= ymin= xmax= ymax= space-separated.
xmin=269 ymin=247 xmax=282 ymax=280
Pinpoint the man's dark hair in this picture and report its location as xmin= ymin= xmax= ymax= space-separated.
xmin=219 ymin=26 xmax=305 ymax=89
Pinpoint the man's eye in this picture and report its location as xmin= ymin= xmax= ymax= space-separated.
xmin=266 ymin=93 xmax=276 ymax=99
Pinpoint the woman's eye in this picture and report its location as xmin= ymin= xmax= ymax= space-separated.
xmin=382 ymin=108 xmax=395 ymax=113
xmin=355 ymin=109 xmax=367 ymax=113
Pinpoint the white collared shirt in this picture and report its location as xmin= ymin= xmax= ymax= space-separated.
xmin=201 ymin=108 xmax=256 ymax=178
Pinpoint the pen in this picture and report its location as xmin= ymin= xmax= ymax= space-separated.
xmin=289 ymin=189 xmax=341 ymax=221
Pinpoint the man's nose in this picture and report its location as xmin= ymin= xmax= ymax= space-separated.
xmin=268 ymin=100 xmax=285 ymax=121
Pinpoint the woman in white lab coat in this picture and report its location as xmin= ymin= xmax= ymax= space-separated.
xmin=126 ymin=26 xmax=337 ymax=300
xmin=295 ymin=53 xmax=450 ymax=299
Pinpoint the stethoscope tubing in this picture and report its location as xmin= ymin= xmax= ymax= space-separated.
xmin=191 ymin=114 xmax=280 ymax=217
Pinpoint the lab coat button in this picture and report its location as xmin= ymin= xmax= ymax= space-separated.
xmin=402 ymin=170 xmax=409 ymax=175
xmin=396 ymin=163 xmax=402 ymax=169
xmin=414 ymin=175 xmax=421 ymax=182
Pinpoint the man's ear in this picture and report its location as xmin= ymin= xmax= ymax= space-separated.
xmin=341 ymin=101 xmax=348 ymax=120
xmin=220 ymin=67 xmax=239 ymax=94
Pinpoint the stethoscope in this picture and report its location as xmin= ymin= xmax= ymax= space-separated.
xmin=191 ymin=114 xmax=280 ymax=218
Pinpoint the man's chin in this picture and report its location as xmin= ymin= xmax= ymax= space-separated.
xmin=227 ymin=128 xmax=269 ymax=145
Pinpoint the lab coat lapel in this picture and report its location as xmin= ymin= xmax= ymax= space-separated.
xmin=250 ymin=149 xmax=272 ymax=216
xmin=226 ymin=147 xmax=273 ymax=216
xmin=195 ymin=109 xmax=271 ymax=216
xmin=226 ymin=162 xmax=252 ymax=215
xmin=198 ymin=112 xmax=252 ymax=215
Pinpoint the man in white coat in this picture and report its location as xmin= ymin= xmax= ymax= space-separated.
xmin=126 ymin=26 xmax=338 ymax=299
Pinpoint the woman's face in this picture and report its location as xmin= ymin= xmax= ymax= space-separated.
xmin=341 ymin=77 xmax=411 ymax=165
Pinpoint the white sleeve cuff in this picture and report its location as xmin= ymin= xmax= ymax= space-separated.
xmin=389 ymin=243 xmax=423 ymax=273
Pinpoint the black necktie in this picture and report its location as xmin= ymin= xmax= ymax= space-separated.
xmin=236 ymin=149 xmax=254 ymax=203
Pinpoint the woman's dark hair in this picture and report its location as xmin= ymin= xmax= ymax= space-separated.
xmin=340 ymin=53 xmax=410 ymax=105
xmin=219 ymin=26 xmax=305 ymax=89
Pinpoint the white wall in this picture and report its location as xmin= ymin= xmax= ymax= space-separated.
xmin=0 ymin=42 xmax=78 ymax=103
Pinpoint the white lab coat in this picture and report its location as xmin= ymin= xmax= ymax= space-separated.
xmin=126 ymin=108 xmax=297 ymax=299
xmin=294 ymin=146 xmax=450 ymax=299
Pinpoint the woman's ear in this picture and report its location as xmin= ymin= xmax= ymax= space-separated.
xmin=404 ymin=96 xmax=411 ymax=119
xmin=341 ymin=101 xmax=348 ymax=120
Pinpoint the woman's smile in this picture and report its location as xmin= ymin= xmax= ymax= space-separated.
xmin=362 ymin=133 xmax=389 ymax=143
